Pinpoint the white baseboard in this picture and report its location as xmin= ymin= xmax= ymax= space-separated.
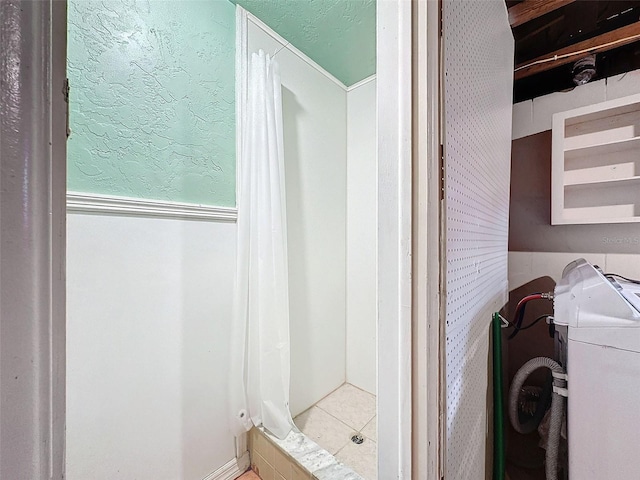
xmin=202 ymin=453 xmax=250 ymax=480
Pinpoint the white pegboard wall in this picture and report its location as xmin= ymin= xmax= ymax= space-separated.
xmin=443 ymin=1 xmax=514 ymax=479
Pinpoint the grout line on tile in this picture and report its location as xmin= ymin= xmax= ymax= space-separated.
xmin=292 ymin=405 xmax=315 ymax=421
xmin=292 ymin=381 xmax=354 ymax=421
xmin=343 ymin=382 xmax=377 ymax=399
xmin=363 ymin=415 xmax=376 ymax=427
xmin=334 ymin=442 xmax=349 ymax=457
xmin=292 ymin=406 xmax=357 ymax=456
xmin=333 ymin=438 xmax=352 ymax=457
xmin=317 ymin=382 xmax=348 ymax=403
xmin=293 ymin=402 xmax=354 ymax=433
xmin=313 ymin=403 xmax=365 ymax=433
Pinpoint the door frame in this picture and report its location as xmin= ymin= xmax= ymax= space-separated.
xmin=411 ymin=0 xmax=445 ymax=478
xmin=0 ymin=0 xmax=67 ymax=478
xmin=377 ymin=0 xmax=443 ymax=478
xmin=4 ymin=0 xmax=444 ymax=478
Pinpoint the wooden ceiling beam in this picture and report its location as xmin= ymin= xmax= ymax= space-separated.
xmin=518 ymin=14 xmax=564 ymax=44
xmin=514 ymin=21 xmax=640 ymax=80
xmin=509 ymin=0 xmax=576 ymax=28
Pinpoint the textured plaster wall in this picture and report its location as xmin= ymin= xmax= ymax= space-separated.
xmin=234 ymin=0 xmax=375 ymax=86
xmin=67 ymin=0 xmax=236 ymax=206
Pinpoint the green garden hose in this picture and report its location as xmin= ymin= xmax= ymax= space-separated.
xmin=492 ymin=313 xmax=505 ymax=480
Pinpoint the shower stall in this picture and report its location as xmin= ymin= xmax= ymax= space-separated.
xmin=234 ymin=8 xmax=378 ymax=479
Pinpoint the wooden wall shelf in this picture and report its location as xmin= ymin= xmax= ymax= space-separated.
xmin=552 ymin=93 xmax=640 ymax=225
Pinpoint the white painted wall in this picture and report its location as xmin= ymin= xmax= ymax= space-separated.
xmin=66 ymin=213 xmax=237 ymax=480
xmin=247 ymin=18 xmax=348 ymax=416
xmin=510 ymin=68 xmax=640 ymax=292
xmin=512 ymin=68 xmax=640 ymax=140
xmin=346 ymin=78 xmax=377 ymax=395
xmin=509 ymin=252 xmax=640 ymax=291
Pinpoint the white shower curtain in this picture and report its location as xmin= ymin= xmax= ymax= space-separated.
xmin=231 ymin=50 xmax=293 ymax=440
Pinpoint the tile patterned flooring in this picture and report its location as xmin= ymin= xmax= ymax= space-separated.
xmin=293 ymin=383 xmax=377 ymax=480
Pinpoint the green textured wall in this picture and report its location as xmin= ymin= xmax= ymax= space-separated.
xmin=67 ymin=0 xmax=236 ymax=207
xmin=233 ymin=0 xmax=375 ymax=87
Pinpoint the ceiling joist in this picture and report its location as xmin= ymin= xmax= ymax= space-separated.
xmin=514 ymin=21 xmax=640 ymax=80
xmin=509 ymin=0 xmax=576 ymax=28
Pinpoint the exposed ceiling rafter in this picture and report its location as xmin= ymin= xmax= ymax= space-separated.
xmin=514 ymin=21 xmax=640 ymax=80
xmin=508 ymin=0 xmax=576 ymax=28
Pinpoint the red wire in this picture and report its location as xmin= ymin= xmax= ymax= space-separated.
xmin=508 ymin=293 xmax=550 ymax=340
xmin=515 ymin=293 xmax=544 ymax=316
xmin=512 ymin=293 xmax=542 ymax=330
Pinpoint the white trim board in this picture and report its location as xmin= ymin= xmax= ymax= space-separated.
xmin=1 ymin=1 xmax=67 ymax=478
xmin=347 ymin=74 xmax=377 ymax=92
xmin=244 ymin=10 xmax=374 ymax=91
xmin=66 ymin=192 xmax=238 ymax=222
xmin=377 ymin=0 xmax=413 ymax=477
xmin=246 ymin=12 xmax=346 ymax=89
xmin=412 ymin=0 xmax=443 ymax=478
xmin=201 ymin=455 xmax=250 ymax=480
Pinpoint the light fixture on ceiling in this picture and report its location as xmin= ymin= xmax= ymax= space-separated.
xmin=572 ymin=54 xmax=596 ymax=86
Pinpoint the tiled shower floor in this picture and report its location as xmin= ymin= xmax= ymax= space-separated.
xmin=293 ymin=383 xmax=377 ymax=480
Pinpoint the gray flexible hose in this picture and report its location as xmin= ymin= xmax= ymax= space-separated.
xmin=508 ymin=357 xmax=566 ymax=480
